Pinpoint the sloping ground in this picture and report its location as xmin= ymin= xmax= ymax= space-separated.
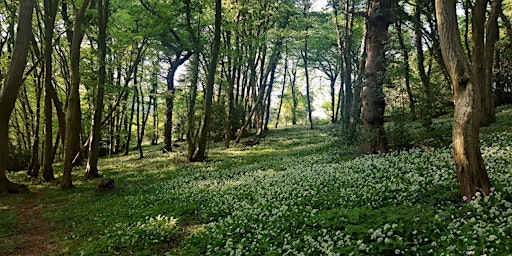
xmin=3 ymin=107 xmax=512 ymax=255
xmin=0 ymin=190 xmax=58 ymax=256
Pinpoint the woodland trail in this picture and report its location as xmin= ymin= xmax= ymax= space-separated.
xmin=9 ymin=189 xmax=58 ymax=256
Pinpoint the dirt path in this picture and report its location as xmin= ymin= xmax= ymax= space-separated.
xmin=10 ymin=190 xmax=58 ymax=256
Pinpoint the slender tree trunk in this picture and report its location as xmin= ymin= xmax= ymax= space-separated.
xmin=414 ymin=1 xmax=432 ymax=125
xmin=61 ymin=0 xmax=90 ymax=189
xmin=151 ymin=79 xmax=158 ymax=145
xmin=331 ymin=0 xmax=344 ymax=124
xmin=435 ymin=0 xmax=500 ymax=201
xmin=302 ymin=37 xmax=313 ymax=130
xmin=290 ymin=65 xmax=298 ymax=125
xmin=0 ymin=0 xmax=34 ymax=193
xmin=480 ymin=0 xmax=500 ymax=126
xmin=162 ymin=53 xmax=192 ymax=153
xmin=275 ymin=52 xmax=288 ymax=128
xmin=360 ymin=0 xmax=393 ymax=154
xmin=28 ymin=69 xmax=42 ymax=177
xmin=85 ymin=0 xmax=108 ymax=179
xmin=396 ymin=19 xmax=415 ymax=119
xmin=124 ymin=89 xmax=136 ymax=156
xmin=342 ymin=0 xmax=354 ymax=128
xmin=191 ymin=0 xmax=222 ymax=161
xmin=162 ymin=67 xmax=176 ymax=153
xmin=186 ymin=52 xmax=200 ymax=160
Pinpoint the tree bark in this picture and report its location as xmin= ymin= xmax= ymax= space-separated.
xmin=342 ymin=0 xmax=354 ymax=128
xmin=275 ymin=50 xmax=288 ymax=129
xmin=0 ymin=0 xmax=34 ymax=193
xmin=480 ymin=0 xmax=501 ymax=126
xmin=61 ymin=0 xmax=91 ymax=189
xmin=414 ymin=0 xmax=432 ymax=125
xmin=41 ymin=0 xmax=60 ymax=181
xmin=191 ymin=0 xmax=222 ymax=161
xmin=360 ymin=0 xmax=394 ymax=154
xmin=302 ymin=32 xmax=314 ymax=130
xmin=85 ymin=0 xmax=109 ymax=179
xmin=435 ymin=0 xmax=497 ymax=201
xmin=396 ymin=18 xmax=415 ymax=119
xmin=162 ymin=53 xmax=192 ymax=153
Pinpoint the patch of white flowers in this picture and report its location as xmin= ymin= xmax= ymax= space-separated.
xmin=105 ymin=129 xmax=512 ymax=255
xmin=103 ymin=214 xmax=177 ymax=249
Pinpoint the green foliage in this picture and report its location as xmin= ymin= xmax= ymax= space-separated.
xmin=9 ymin=107 xmax=510 ymax=255
xmin=103 ymin=215 xmax=178 ymax=253
xmin=6 ymin=144 xmax=30 ymax=172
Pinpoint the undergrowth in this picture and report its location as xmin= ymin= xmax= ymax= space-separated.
xmin=1 ymin=106 xmax=512 ymax=255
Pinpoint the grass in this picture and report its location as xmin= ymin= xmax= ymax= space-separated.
xmin=1 ymin=107 xmax=512 ymax=255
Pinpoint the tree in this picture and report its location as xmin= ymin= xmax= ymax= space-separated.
xmin=61 ymin=0 xmax=91 ymax=189
xmin=41 ymin=0 xmax=60 ymax=181
xmin=301 ymin=0 xmax=314 ymax=130
xmin=435 ymin=0 xmax=501 ymax=201
xmin=190 ymin=0 xmax=222 ymax=161
xmin=85 ymin=0 xmax=109 ymax=179
xmin=0 ymin=0 xmax=35 ymax=193
xmin=360 ymin=0 xmax=394 ymax=154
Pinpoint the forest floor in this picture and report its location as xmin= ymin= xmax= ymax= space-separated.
xmin=0 ymin=188 xmax=58 ymax=256
xmin=1 ymin=106 xmax=512 ymax=255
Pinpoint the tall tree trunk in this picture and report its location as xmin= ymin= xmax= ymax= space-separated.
xmin=435 ymin=0 xmax=500 ymax=201
xmin=349 ymin=13 xmax=367 ymax=132
xmin=162 ymin=67 xmax=176 ymax=153
xmin=186 ymin=52 xmax=200 ymax=160
xmin=331 ymin=0 xmax=344 ymax=124
xmin=41 ymin=0 xmax=59 ymax=181
xmin=28 ymin=67 xmax=42 ymax=177
xmin=342 ymin=0 xmax=354 ymax=128
xmin=192 ymin=0 xmax=222 ymax=161
xmin=275 ymin=51 xmax=288 ymax=129
xmin=61 ymin=0 xmax=91 ymax=189
xmin=162 ymin=53 xmax=192 ymax=153
xmin=414 ymin=1 xmax=432 ymax=125
xmin=290 ymin=64 xmax=298 ymax=125
xmin=360 ymin=0 xmax=393 ymax=154
xmin=302 ymin=34 xmax=313 ymax=130
xmin=480 ymin=0 xmax=500 ymax=126
xmin=151 ymin=79 xmax=158 ymax=145
xmin=124 ymin=89 xmax=136 ymax=156
xmin=85 ymin=0 xmax=108 ymax=179
xmin=0 ymin=0 xmax=34 ymax=193
xmin=396 ymin=18 xmax=415 ymax=119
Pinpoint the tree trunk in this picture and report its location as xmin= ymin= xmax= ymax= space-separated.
xmin=360 ymin=0 xmax=393 ymax=154
xmin=85 ymin=0 xmax=108 ymax=179
xmin=41 ymin=0 xmax=60 ymax=181
xmin=290 ymin=65 xmax=298 ymax=125
xmin=435 ymin=0 xmax=499 ymax=201
xmin=396 ymin=18 xmax=415 ymax=119
xmin=186 ymin=52 xmax=200 ymax=160
xmin=124 ymin=89 xmax=136 ymax=156
xmin=151 ymin=79 xmax=158 ymax=145
xmin=275 ymin=51 xmax=288 ymax=129
xmin=162 ymin=53 xmax=192 ymax=153
xmin=414 ymin=1 xmax=432 ymax=125
xmin=61 ymin=0 xmax=91 ymax=189
xmin=480 ymin=0 xmax=500 ymax=126
xmin=28 ymin=68 xmax=42 ymax=178
xmin=342 ymin=0 xmax=354 ymax=128
xmin=349 ymin=12 xmax=367 ymax=132
xmin=192 ymin=0 xmax=222 ymax=161
xmin=0 ymin=0 xmax=34 ymax=193
xmin=302 ymin=37 xmax=314 ymax=130
xmin=162 ymin=67 xmax=176 ymax=153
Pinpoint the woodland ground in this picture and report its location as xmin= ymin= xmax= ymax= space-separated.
xmin=1 ymin=107 xmax=512 ymax=255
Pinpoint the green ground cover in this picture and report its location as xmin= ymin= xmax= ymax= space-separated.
xmin=2 ymin=107 xmax=512 ymax=255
